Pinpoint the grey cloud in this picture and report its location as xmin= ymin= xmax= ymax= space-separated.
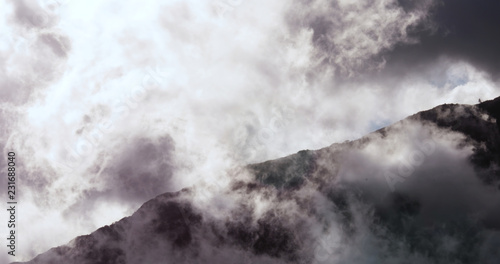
xmin=0 ymin=0 xmax=70 ymax=110
xmin=0 ymin=76 xmax=29 ymax=105
xmin=103 ymin=135 xmax=177 ymax=203
xmin=39 ymin=33 xmax=70 ymax=58
xmin=10 ymin=0 xmax=55 ymax=29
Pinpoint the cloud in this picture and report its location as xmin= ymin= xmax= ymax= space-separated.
xmin=284 ymin=0 xmax=436 ymax=76
xmin=9 ymin=0 xmax=56 ymax=29
xmin=1 ymin=0 xmax=500 ymax=262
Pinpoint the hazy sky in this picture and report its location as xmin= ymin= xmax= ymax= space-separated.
xmin=1 ymin=0 xmax=500 ymax=262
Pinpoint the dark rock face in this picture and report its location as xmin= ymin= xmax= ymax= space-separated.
xmin=153 ymin=201 xmax=201 ymax=248
xmin=15 ymin=97 xmax=500 ymax=264
xmin=247 ymin=149 xmax=317 ymax=190
xmin=479 ymin=97 xmax=500 ymax=129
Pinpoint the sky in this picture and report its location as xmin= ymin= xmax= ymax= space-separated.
xmin=0 ymin=0 xmax=500 ymax=262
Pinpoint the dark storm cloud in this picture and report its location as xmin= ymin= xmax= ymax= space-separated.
xmin=103 ymin=135 xmax=177 ymax=203
xmin=64 ymin=135 xmax=178 ymax=220
xmin=384 ymin=0 xmax=500 ymax=79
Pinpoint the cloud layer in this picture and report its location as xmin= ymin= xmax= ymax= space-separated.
xmin=1 ymin=0 xmax=500 ymax=262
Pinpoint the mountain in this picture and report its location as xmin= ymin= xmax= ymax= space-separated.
xmin=14 ymin=97 xmax=500 ymax=264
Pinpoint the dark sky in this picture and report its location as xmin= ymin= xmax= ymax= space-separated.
xmin=386 ymin=0 xmax=500 ymax=79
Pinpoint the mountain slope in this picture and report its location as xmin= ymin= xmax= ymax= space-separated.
xmin=15 ymin=97 xmax=500 ymax=264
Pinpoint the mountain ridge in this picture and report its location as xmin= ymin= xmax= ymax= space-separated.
xmin=14 ymin=96 xmax=500 ymax=264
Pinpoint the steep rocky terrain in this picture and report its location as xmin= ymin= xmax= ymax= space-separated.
xmin=15 ymin=97 xmax=500 ymax=264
